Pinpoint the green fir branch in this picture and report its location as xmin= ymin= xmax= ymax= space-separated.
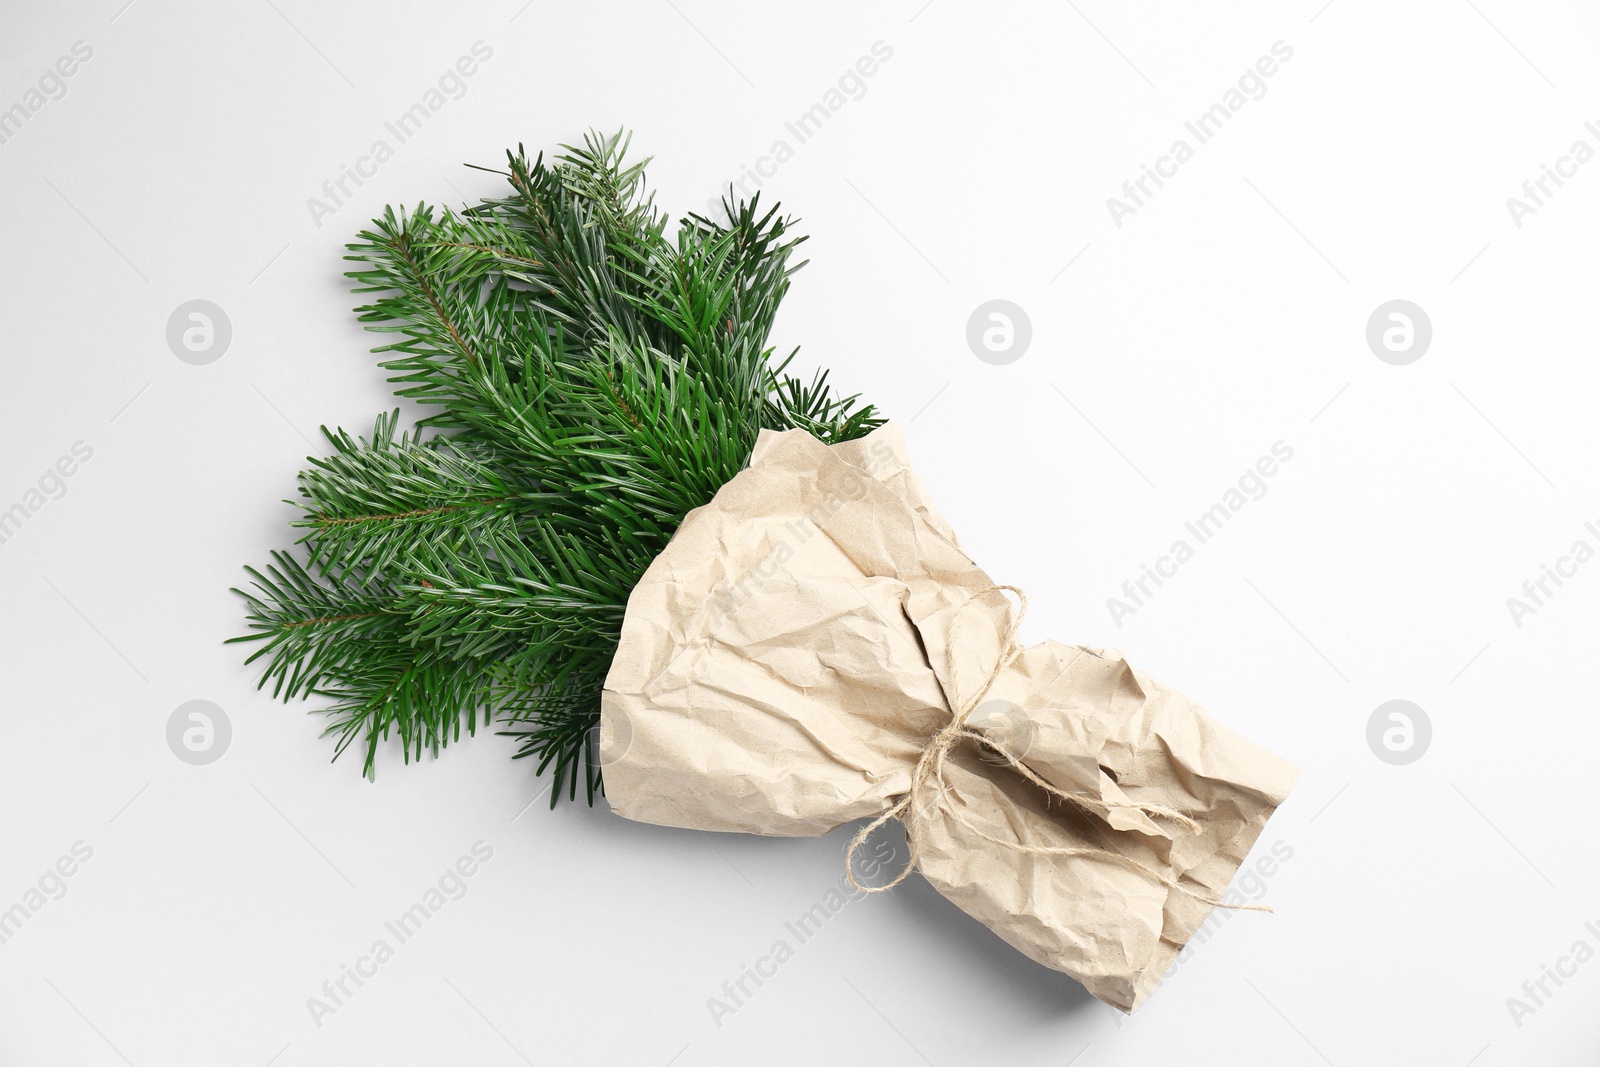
xmin=236 ymin=128 xmax=885 ymax=804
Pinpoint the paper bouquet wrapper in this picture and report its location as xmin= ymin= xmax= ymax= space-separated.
xmin=599 ymin=423 xmax=1298 ymax=1012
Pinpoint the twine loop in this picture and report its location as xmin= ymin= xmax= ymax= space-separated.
xmin=844 ymin=585 xmax=1270 ymax=914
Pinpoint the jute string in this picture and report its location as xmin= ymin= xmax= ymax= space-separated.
xmin=844 ymin=585 xmax=1270 ymax=913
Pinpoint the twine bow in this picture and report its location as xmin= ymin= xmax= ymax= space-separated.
xmin=844 ymin=585 xmax=1270 ymax=914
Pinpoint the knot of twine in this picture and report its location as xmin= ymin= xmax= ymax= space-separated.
xmin=844 ymin=584 xmax=1270 ymax=914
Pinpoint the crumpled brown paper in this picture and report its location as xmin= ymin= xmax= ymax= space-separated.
xmin=600 ymin=423 xmax=1298 ymax=1012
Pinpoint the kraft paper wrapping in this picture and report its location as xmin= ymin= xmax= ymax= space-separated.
xmin=600 ymin=423 xmax=1299 ymax=1012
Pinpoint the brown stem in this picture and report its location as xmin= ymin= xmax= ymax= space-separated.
xmin=311 ymin=498 xmax=508 ymax=527
xmin=283 ymin=611 xmax=385 ymax=630
xmin=392 ymin=233 xmax=477 ymax=367
xmin=429 ymin=241 xmax=544 ymax=269
xmin=604 ymin=372 xmax=642 ymax=429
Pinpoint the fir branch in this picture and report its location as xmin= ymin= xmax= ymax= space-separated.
xmin=237 ymin=128 xmax=884 ymax=803
xmin=293 ymin=410 xmax=526 ymax=580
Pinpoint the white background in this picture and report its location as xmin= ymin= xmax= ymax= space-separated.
xmin=2 ymin=1 xmax=1597 ymax=1064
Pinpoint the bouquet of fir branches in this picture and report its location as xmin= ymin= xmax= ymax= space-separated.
xmin=233 ymin=131 xmax=1297 ymax=1014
